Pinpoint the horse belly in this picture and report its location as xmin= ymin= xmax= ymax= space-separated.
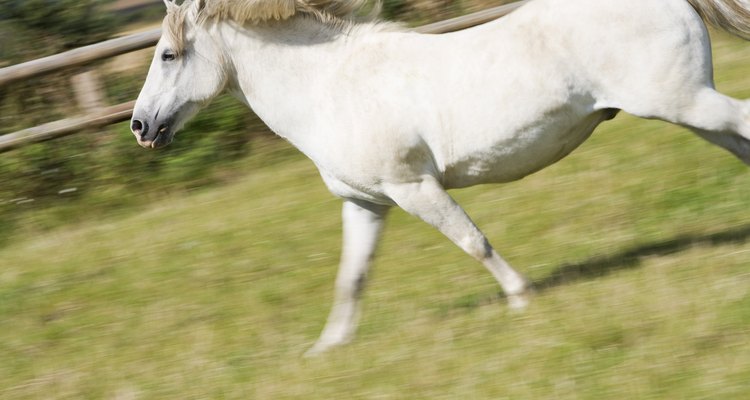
xmin=442 ymin=110 xmax=614 ymax=189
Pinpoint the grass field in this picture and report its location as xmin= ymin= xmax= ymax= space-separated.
xmin=2 ymin=29 xmax=750 ymax=399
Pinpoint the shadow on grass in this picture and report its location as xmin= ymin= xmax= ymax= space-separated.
xmin=445 ymin=224 xmax=750 ymax=312
xmin=533 ymin=224 xmax=750 ymax=292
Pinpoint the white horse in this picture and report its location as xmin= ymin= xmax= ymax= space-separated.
xmin=131 ymin=0 xmax=750 ymax=355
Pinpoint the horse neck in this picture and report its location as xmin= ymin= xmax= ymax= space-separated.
xmin=217 ymin=17 xmax=355 ymax=147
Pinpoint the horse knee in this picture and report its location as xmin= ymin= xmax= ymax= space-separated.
xmin=459 ymin=234 xmax=493 ymax=260
xmin=335 ymin=270 xmax=367 ymax=299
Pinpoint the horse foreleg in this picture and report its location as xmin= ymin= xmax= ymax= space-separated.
xmin=305 ymin=199 xmax=390 ymax=356
xmin=384 ymin=176 xmax=531 ymax=310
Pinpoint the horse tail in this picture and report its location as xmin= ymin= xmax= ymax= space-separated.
xmin=687 ymin=0 xmax=750 ymax=40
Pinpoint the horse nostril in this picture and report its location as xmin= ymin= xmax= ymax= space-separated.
xmin=131 ymin=119 xmax=148 ymax=137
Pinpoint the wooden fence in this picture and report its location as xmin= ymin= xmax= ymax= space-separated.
xmin=0 ymin=1 xmax=528 ymax=153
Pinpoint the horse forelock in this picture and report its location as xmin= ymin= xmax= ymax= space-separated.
xmin=163 ymin=0 xmax=374 ymax=53
xmin=164 ymin=4 xmax=189 ymax=55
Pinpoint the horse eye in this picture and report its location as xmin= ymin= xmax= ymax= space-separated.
xmin=161 ymin=50 xmax=176 ymax=62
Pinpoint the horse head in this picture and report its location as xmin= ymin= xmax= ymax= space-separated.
xmin=130 ymin=0 xmax=228 ymax=148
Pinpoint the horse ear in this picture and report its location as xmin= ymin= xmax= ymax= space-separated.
xmin=163 ymin=0 xmax=177 ymax=11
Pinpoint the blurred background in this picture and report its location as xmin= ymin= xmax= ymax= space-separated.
xmin=1 ymin=0 xmax=749 ymax=398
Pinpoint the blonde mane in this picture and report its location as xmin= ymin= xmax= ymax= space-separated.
xmin=163 ymin=0 xmax=375 ymax=54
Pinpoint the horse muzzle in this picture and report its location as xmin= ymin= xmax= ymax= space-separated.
xmin=131 ymin=117 xmax=174 ymax=149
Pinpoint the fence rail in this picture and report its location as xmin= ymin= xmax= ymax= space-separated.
xmin=0 ymin=30 xmax=162 ymax=87
xmin=0 ymin=1 xmax=528 ymax=154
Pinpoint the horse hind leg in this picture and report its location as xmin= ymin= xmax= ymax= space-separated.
xmin=662 ymin=88 xmax=750 ymax=164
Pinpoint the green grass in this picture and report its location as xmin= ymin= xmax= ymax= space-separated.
xmin=1 ymin=31 xmax=750 ymax=399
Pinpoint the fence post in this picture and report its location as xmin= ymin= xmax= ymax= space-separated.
xmin=71 ymin=69 xmax=106 ymax=113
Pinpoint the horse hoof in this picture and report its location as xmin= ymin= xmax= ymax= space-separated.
xmin=507 ymin=290 xmax=532 ymax=311
xmin=303 ymin=341 xmax=337 ymax=357
xmin=303 ymin=345 xmax=325 ymax=358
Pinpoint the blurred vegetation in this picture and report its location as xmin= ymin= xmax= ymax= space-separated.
xmin=0 ymin=0 xmax=271 ymax=242
xmin=0 ymin=0 xmax=116 ymax=132
xmin=0 ymin=0 xmax=115 ymax=58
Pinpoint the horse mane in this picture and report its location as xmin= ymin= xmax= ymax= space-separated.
xmin=199 ymin=0 xmax=370 ymax=23
xmin=164 ymin=0 xmax=376 ymax=54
